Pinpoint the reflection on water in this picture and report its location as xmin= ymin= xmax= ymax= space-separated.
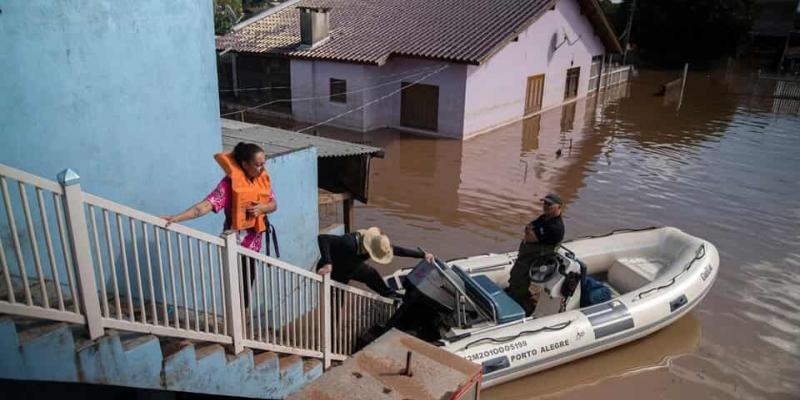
xmin=483 ymin=314 xmax=701 ymax=400
xmin=319 ymin=70 xmax=800 ymax=399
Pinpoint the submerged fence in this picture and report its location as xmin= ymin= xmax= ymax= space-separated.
xmin=590 ymin=65 xmax=633 ymax=93
xmin=0 ymin=163 xmax=394 ymax=367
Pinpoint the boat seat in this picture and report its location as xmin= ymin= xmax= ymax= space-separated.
xmin=453 ymin=266 xmax=525 ymax=324
xmin=608 ymin=257 xmax=664 ymax=293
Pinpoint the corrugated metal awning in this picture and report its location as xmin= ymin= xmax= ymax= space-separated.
xmin=221 ymin=119 xmax=383 ymax=158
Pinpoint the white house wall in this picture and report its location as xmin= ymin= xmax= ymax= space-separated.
xmin=361 ymin=58 xmax=468 ymax=138
xmin=290 ymin=59 xmax=371 ymax=131
xmin=463 ymin=0 xmax=605 ymax=137
xmin=291 ymin=57 xmax=467 ymax=138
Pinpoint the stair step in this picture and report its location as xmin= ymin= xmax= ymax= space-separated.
xmin=279 ymin=355 xmax=302 ymax=377
xmin=70 ymin=325 xmax=94 ymax=351
xmin=121 ymin=333 xmax=158 ymax=353
xmin=161 ymin=339 xmax=194 ymax=360
xmin=302 ymin=358 xmax=323 ymax=383
xmin=16 ymin=321 xmax=68 ymax=344
xmin=253 ymin=351 xmax=279 ymax=368
xmin=1 ymin=315 xmax=324 ymax=397
xmin=224 ymin=348 xmax=252 ymax=365
xmin=194 ymin=343 xmax=224 ymax=361
xmin=303 ymin=359 xmax=321 ymax=374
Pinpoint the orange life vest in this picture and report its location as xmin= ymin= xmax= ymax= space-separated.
xmin=214 ymin=152 xmax=272 ymax=233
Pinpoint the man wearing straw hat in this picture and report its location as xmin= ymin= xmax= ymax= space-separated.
xmin=317 ymin=227 xmax=435 ymax=296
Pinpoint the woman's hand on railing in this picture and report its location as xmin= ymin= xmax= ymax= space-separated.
xmin=424 ymin=253 xmax=435 ymax=264
xmin=318 ymin=264 xmax=333 ymax=275
xmin=160 ymin=215 xmax=177 ymax=227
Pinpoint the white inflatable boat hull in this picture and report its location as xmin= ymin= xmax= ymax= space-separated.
xmin=388 ymin=227 xmax=719 ymax=388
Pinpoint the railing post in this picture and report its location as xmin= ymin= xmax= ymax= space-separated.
xmin=58 ymin=169 xmax=104 ymax=339
xmin=342 ymin=198 xmax=354 ymax=234
xmin=321 ymin=273 xmax=332 ymax=369
xmin=222 ymin=232 xmax=244 ymax=354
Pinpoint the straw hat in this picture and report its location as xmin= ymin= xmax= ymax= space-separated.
xmin=358 ymin=227 xmax=393 ymax=264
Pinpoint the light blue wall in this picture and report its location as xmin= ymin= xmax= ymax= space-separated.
xmin=0 ymin=0 xmax=222 ymax=235
xmin=265 ymin=147 xmax=320 ymax=270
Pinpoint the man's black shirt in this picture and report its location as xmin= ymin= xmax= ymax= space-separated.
xmin=316 ymin=233 xmax=424 ymax=277
xmin=529 ymin=214 xmax=564 ymax=245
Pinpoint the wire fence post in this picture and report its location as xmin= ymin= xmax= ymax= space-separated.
xmin=321 ymin=272 xmax=332 ymax=369
xmin=677 ymin=63 xmax=689 ymax=110
xmin=222 ymin=232 xmax=244 ymax=354
xmin=58 ymin=169 xmax=104 ymax=339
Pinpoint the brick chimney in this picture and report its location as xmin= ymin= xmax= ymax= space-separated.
xmin=298 ymin=6 xmax=330 ymax=48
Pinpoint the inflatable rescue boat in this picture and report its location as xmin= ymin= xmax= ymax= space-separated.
xmin=381 ymin=227 xmax=719 ymax=388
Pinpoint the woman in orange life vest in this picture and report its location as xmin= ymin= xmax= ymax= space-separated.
xmin=161 ymin=142 xmax=276 ymax=308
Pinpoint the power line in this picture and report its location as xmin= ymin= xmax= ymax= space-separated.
xmin=218 ymin=64 xmax=445 ymax=93
xmin=220 ymin=64 xmax=447 ymax=117
xmin=219 ymin=85 xmax=291 ymax=93
xmin=296 ymin=64 xmax=449 ymax=133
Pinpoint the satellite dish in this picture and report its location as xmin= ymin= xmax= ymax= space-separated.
xmin=548 ymin=32 xmax=558 ymax=62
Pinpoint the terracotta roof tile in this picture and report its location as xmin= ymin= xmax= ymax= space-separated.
xmin=217 ymin=0 xmax=556 ymax=65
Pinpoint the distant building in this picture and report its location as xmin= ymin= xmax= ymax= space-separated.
xmin=748 ymin=0 xmax=800 ymax=71
xmin=217 ymin=0 xmax=622 ymax=139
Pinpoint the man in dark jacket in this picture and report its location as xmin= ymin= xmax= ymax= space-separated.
xmin=317 ymin=227 xmax=434 ymax=296
xmin=506 ymin=193 xmax=565 ymax=312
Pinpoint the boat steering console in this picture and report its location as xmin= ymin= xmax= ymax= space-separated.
xmin=526 ymin=251 xmax=582 ymax=317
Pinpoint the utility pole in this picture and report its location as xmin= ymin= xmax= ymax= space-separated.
xmin=622 ymin=0 xmax=637 ymax=65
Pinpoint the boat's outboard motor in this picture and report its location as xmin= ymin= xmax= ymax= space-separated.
xmin=528 ymin=252 xmax=582 ymax=317
xmin=383 ymin=260 xmax=458 ymax=341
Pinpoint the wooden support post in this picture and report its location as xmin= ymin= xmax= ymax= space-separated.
xmin=321 ymin=273 xmax=332 ymax=369
xmin=222 ymin=232 xmax=244 ymax=354
xmin=596 ymin=54 xmax=605 ymax=93
xmin=231 ymin=53 xmax=239 ymax=99
xmin=343 ymin=198 xmax=354 ymax=233
xmin=58 ymin=169 xmax=104 ymax=339
xmin=677 ymin=63 xmax=689 ymax=111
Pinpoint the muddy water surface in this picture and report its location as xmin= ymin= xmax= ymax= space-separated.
xmin=319 ymin=71 xmax=800 ymax=399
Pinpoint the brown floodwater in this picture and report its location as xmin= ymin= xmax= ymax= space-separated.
xmin=314 ymin=70 xmax=800 ymax=399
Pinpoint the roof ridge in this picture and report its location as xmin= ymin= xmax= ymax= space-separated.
xmin=231 ymin=0 xmax=303 ymax=32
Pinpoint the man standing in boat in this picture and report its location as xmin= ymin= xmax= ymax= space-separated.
xmin=506 ymin=193 xmax=565 ymax=313
xmin=317 ymin=227 xmax=434 ymax=297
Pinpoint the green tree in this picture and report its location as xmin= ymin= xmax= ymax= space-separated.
xmin=214 ymin=0 xmax=243 ymax=35
xmin=612 ymin=0 xmax=757 ymax=67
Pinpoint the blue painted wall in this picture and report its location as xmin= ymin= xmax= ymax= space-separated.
xmin=0 ymin=319 xmax=323 ymax=397
xmin=0 ymin=0 xmax=222 ymax=235
xmin=265 ymin=147 xmax=319 ymax=270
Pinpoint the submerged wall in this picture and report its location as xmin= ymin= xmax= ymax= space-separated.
xmin=463 ymin=0 xmax=605 ymax=137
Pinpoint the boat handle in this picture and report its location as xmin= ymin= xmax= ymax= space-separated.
xmin=636 ymin=243 xmax=706 ymax=300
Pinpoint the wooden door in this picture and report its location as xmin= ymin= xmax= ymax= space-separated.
xmin=401 ymin=82 xmax=439 ymax=131
xmin=564 ymin=67 xmax=580 ymax=100
xmin=525 ymin=74 xmax=545 ymax=115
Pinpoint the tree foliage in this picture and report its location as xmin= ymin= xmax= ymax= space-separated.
xmin=214 ymin=0 xmax=243 ymax=35
xmin=604 ymin=0 xmax=757 ymax=67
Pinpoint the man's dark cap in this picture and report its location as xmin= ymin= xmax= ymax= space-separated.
xmin=542 ymin=193 xmax=563 ymax=205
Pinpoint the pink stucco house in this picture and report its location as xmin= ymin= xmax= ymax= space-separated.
xmin=217 ymin=0 xmax=621 ymax=139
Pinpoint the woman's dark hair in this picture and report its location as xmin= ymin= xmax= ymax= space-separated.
xmin=232 ymin=142 xmax=264 ymax=165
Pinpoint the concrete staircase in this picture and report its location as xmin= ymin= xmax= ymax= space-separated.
xmin=0 ymin=317 xmax=322 ymax=399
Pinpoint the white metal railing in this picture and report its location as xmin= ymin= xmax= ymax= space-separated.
xmin=0 ymin=163 xmax=395 ymax=367
xmin=82 ymin=193 xmax=232 ymax=344
xmin=329 ymin=280 xmax=394 ymax=358
xmin=0 ymin=165 xmax=83 ymax=326
xmin=591 ymin=65 xmax=633 ymax=93
xmin=238 ymin=248 xmax=324 ymax=358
